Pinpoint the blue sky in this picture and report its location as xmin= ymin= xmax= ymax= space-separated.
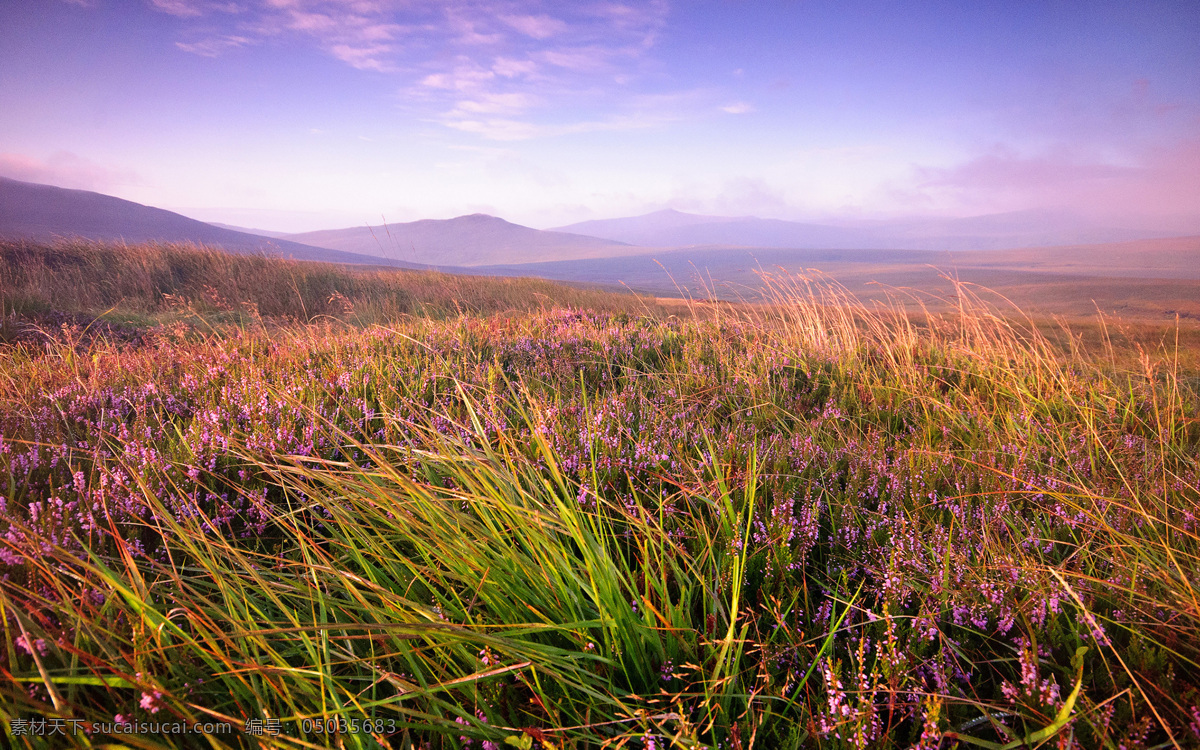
xmin=1 ymin=0 xmax=1198 ymax=232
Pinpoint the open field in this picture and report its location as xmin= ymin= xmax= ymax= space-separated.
xmin=2 ymin=241 xmax=1200 ymax=748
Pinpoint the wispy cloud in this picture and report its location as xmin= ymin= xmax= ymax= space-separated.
xmin=586 ymin=1 xmax=668 ymax=47
xmin=536 ymin=45 xmax=621 ymax=73
xmin=451 ymin=92 xmax=539 ymax=115
xmin=721 ymin=102 xmax=753 ymax=114
xmin=146 ymin=0 xmax=681 ymax=139
xmin=445 ymin=12 xmax=505 ymax=46
xmin=176 ymin=35 xmax=252 ymax=56
xmin=150 ymin=0 xmax=205 ymax=17
xmin=500 ymin=14 xmax=567 ymax=39
xmin=328 ymin=42 xmax=395 ymax=71
xmin=264 ymin=3 xmax=410 ymax=71
xmin=420 ymin=61 xmax=497 ymax=93
xmin=153 ymin=0 xmax=411 ymax=69
xmin=492 ymin=56 xmax=538 ymax=78
xmin=149 ymin=0 xmax=243 ymax=18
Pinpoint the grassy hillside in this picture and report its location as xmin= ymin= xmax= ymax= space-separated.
xmin=1 ymin=242 xmax=1199 ymax=748
xmin=0 ymin=239 xmax=662 ymax=337
xmin=0 ymin=178 xmax=406 ymax=267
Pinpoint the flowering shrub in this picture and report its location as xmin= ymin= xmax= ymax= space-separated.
xmin=2 ymin=252 xmax=1199 ymax=748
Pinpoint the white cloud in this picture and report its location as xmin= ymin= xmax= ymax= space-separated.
xmin=500 ymin=14 xmax=567 ymax=40
xmin=420 ymin=63 xmax=496 ymax=92
xmin=149 ymin=0 xmax=243 ymax=17
xmin=150 ymin=0 xmax=681 ymax=142
xmin=538 ymin=46 xmax=618 ymax=72
xmin=452 ymin=92 xmax=539 ymax=114
xmin=329 ymin=42 xmax=395 ymax=71
xmin=176 ymin=35 xmax=252 ymax=56
xmin=721 ymin=102 xmax=753 ymax=114
xmin=150 ymin=0 xmax=205 ymax=17
xmin=446 ymin=12 xmax=504 ymax=46
xmin=492 ymin=56 xmax=538 ymax=78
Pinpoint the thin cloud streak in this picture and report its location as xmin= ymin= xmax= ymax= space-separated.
xmin=500 ymin=14 xmax=567 ymax=39
xmin=176 ymin=35 xmax=253 ymax=56
xmin=149 ymin=0 xmax=205 ymax=18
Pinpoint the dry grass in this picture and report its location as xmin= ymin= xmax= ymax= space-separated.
xmin=1 ymin=241 xmax=1199 ymax=748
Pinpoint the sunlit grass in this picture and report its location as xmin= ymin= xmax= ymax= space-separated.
xmin=2 ymin=241 xmax=1199 ymax=748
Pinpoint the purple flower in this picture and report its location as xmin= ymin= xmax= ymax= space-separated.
xmin=140 ymin=690 xmax=165 ymax=714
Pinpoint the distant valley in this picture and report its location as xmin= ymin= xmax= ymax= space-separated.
xmin=3 ymin=176 xmax=1199 ymax=321
xmin=552 ymin=207 xmax=1174 ymax=251
xmin=480 ymin=239 xmax=1200 ymax=320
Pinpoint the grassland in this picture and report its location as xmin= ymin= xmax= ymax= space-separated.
xmin=2 ymin=240 xmax=1199 ymax=749
xmin=479 ymin=238 xmax=1200 ymax=323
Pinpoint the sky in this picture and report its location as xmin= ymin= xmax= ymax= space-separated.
xmin=1 ymin=0 xmax=1199 ymax=233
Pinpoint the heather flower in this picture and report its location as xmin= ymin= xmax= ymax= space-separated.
xmin=456 ymin=715 xmax=474 ymax=746
xmin=139 ymin=689 xmax=165 ymax=713
xmin=1000 ymin=641 xmax=1061 ymax=711
xmin=660 ymin=659 xmax=675 ymax=683
xmin=912 ymin=696 xmax=942 ymax=750
xmin=15 ymin=633 xmax=48 ymax=656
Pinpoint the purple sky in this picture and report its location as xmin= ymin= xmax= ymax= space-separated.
xmin=2 ymin=0 xmax=1198 ymax=232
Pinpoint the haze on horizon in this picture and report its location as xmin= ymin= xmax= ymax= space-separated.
xmin=1 ymin=0 xmax=1198 ymax=235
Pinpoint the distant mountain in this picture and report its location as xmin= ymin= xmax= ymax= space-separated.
xmin=5 ymin=175 xmax=1181 ymax=274
xmin=557 ymin=208 xmax=729 ymax=243
xmin=553 ymin=208 xmax=1170 ymax=251
xmin=0 ymin=177 xmax=414 ymax=267
xmin=283 ymin=214 xmax=635 ymax=266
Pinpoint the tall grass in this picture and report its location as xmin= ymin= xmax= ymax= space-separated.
xmin=0 ymin=240 xmax=663 ymax=330
xmin=1 ymin=245 xmax=1199 ymax=748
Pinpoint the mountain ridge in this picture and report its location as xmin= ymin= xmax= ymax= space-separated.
xmin=2 ymin=177 xmax=1187 ymax=272
xmin=282 ymin=213 xmax=636 ymax=266
xmin=0 ymin=177 xmax=417 ymax=268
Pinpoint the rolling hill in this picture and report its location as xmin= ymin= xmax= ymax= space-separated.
xmin=282 ymin=214 xmax=636 ymax=266
xmin=0 ymin=177 xmax=415 ymax=267
xmin=7 ymin=176 xmax=1198 ymax=321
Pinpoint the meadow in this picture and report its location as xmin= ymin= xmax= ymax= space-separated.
xmin=2 ymin=240 xmax=1199 ymax=749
